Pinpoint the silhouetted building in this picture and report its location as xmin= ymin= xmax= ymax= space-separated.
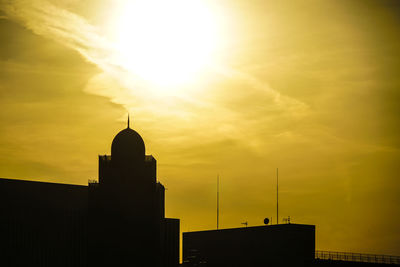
xmin=183 ymin=224 xmax=400 ymax=267
xmin=183 ymin=224 xmax=315 ymax=267
xmin=0 ymin=178 xmax=88 ymax=267
xmin=0 ymin=120 xmax=179 ymax=267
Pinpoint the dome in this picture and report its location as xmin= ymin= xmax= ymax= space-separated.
xmin=111 ymin=127 xmax=145 ymax=165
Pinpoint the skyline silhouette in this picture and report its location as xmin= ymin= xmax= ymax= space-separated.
xmin=0 ymin=122 xmax=180 ymax=266
xmin=0 ymin=0 xmax=399 ymax=257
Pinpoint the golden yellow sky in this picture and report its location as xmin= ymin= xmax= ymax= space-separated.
xmin=1 ymin=0 xmax=399 ymax=255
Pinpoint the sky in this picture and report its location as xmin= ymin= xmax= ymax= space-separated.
xmin=0 ymin=0 xmax=400 ymax=255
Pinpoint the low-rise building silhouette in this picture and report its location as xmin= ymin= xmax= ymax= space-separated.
xmin=182 ymin=224 xmax=400 ymax=267
xmin=183 ymin=223 xmax=315 ymax=267
xmin=0 ymin=119 xmax=179 ymax=267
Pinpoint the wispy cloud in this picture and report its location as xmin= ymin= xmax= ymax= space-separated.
xmin=0 ymin=0 xmax=112 ymax=68
xmin=0 ymin=0 xmax=313 ymax=158
xmin=0 ymin=0 xmax=308 ymax=114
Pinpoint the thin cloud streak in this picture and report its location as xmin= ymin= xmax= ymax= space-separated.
xmin=1 ymin=0 xmax=111 ymax=69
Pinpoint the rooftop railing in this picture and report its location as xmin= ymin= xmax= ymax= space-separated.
xmin=315 ymin=250 xmax=400 ymax=265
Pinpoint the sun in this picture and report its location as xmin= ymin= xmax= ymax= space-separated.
xmin=109 ymin=0 xmax=220 ymax=88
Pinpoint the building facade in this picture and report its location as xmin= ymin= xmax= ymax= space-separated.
xmin=183 ymin=224 xmax=315 ymax=267
xmin=182 ymin=224 xmax=400 ymax=267
xmin=0 ymin=122 xmax=179 ymax=267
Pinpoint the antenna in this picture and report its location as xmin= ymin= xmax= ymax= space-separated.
xmin=283 ymin=216 xmax=291 ymax=224
xmin=277 ymin=168 xmax=279 ymax=225
xmin=127 ymin=113 xmax=130 ymax=128
xmin=217 ymin=174 xmax=219 ymax=230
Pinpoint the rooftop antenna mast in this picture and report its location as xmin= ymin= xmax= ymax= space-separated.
xmin=276 ymin=168 xmax=279 ymax=224
xmin=127 ymin=113 xmax=130 ymax=128
xmin=217 ymin=174 xmax=220 ymax=230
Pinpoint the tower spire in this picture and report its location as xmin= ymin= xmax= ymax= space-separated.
xmin=127 ymin=113 xmax=130 ymax=128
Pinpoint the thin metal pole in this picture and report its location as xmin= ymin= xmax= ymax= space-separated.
xmin=217 ymin=174 xmax=219 ymax=230
xmin=277 ymin=168 xmax=279 ymax=224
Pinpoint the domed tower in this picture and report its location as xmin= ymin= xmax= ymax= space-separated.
xmin=98 ymin=116 xmax=156 ymax=186
xmin=111 ymin=117 xmax=145 ymax=168
xmin=89 ymin=116 xmax=180 ymax=267
xmin=90 ymin=116 xmax=160 ymax=267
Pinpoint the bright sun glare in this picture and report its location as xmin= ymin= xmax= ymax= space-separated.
xmin=110 ymin=0 xmax=220 ymax=88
